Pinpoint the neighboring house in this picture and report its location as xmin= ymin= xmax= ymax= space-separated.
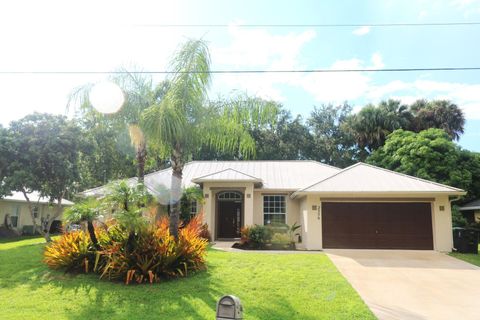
xmin=458 ymin=199 xmax=480 ymax=224
xmin=0 ymin=191 xmax=74 ymax=235
xmin=81 ymin=161 xmax=465 ymax=252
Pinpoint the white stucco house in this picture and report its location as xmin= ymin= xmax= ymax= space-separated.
xmin=81 ymin=160 xmax=465 ymax=252
xmin=0 ymin=191 xmax=74 ymax=234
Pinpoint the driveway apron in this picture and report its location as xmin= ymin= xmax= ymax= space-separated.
xmin=326 ymin=250 xmax=480 ymax=320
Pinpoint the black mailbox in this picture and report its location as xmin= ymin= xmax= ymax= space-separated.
xmin=216 ymin=295 xmax=243 ymax=320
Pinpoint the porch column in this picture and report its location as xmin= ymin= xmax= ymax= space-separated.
xmin=202 ymin=184 xmax=215 ymax=237
xmin=244 ymin=184 xmax=254 ymax=226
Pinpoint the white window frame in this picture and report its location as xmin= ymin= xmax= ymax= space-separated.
xmin=190 ymin=200 xmax=198 ymax=218
xmin=263 ymin=195 xmax=287 ymax=225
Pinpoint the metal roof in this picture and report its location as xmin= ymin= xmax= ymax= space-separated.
xmin=80 ymin=160 xmax=340 ymax=197
xmin=459 ymin=199 xmax=480 ymax=211
xmin=191 ymin=168 xmax=263 ymax=184
xmin=1 ymin=191 xmax=74 ymax=205
xmin=294 ymin=162 xmax=465 ymax=195
xmin=80 ymin=161 xmax=464 ymax=198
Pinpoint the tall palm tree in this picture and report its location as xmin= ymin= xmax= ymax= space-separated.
xmin=142 ymin=39 xmax=277 ymax=238
xmin=410 ymin=99 xmax=465 ymax=140
xmin=67 ymin=70 xmax=168 ymax=182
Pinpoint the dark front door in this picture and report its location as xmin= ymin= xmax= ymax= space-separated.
xmin=218 ymin=201 xmax=242 ymax=238
xmin=322 ymin=202 xmax=433 ymax=250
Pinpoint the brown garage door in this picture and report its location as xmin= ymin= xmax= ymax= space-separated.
xmin=322 ymin=202 xmax=433 ymax=250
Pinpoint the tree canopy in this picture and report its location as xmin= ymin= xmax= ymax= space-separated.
xmin=367 ymin=128 xmax=479 ymax=202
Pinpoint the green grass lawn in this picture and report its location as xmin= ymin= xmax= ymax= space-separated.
xmin=0 ymin=237 xmax=374 ymax=320
xmin=449 ymin=244 xmax=480 ymax=267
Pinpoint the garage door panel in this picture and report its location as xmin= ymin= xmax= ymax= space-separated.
xmin=322 ymin=202 xmax=433 ymax=250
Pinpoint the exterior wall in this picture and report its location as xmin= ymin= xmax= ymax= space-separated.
xmin=432 ymin=195 xmax=454 ymax=252
xmin=202 ymin=184 xmax=302 ymax=240
xmin=298 ymin=193 xmax=455 ymax=252
xmin=475 ymin=210 xmax=480 ymax=223
xmin=202 ymin=182 xmax=254 ymax=239
xmin=200 ymin=185 xmax=456 ymax=251
xmin=0 ymin=200 xmax=66 ymax=232
xmin=298 ymin=195 xmax=322 ymax=250
xmin=252 ymin=191 xmax=301 ymax=227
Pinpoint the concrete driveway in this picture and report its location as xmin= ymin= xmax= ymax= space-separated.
xmin=326 ymin=250 xmax=480 ymax=320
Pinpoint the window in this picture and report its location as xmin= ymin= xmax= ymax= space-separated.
xmin=33 ymin=206 xmax=39 ymax=219
xmin=263 ymin=195 xmax=286 ymax=225
xmin=217 ymin=191 xmax=242 ymax=201
xmin=190 ymin=200 xmax=198 ymax=218
xmin=11 ymin=205 xmax=20 ymax=228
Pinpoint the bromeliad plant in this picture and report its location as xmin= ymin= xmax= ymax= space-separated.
xmin=44 ymin=182 xmax=208 ymax=284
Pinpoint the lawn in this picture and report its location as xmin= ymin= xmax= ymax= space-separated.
xmin=0 ymin=237 xmax=374 ymax=320
xmin=449 ymin=244 xmax=480 ymax=267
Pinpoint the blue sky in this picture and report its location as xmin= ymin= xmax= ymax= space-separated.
xmin=0 ymin=0 xmax=479 ymax=150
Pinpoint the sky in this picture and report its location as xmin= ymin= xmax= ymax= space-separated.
xmin=0 ymin=0 xmax=479 ymax=151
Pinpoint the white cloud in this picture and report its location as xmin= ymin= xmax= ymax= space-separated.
xmin=367 ymin=80 xmax=480 ymax=119
xmin=210 ymin=26 xmax=316 ymax=101
xmin=352 ymin=26 xmax=371 ymax=36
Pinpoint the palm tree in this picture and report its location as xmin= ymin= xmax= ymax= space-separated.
xmin=67 ymin=70 xmax=168 ymax=182
xmin=142 ymin=39 xmax=278 ymax=238
xmin=63 ymin=198 xmax=101 ymax=248
xmin=410 ymin=99 xmax=465 ymax=140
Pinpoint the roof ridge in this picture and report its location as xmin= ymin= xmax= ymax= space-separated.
xmin=294 ymin=162 xmax=360 ymax=194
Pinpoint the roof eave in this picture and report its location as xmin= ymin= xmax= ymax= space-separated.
xmin=291 ymin=190 xmax=466 ymax=199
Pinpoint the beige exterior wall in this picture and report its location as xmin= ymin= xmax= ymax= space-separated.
xmin=202 ymin=183 xmax=302 ymax=240
xmin=432 ymin=195 xmax=454 ymax=252
xmin=474 ymin=210 xmax=480 ymax=223
xmin=202 ymin=182 xmax=254 ymax=239
xmin=297 ymin=193 xmax=455 ymax=252
xmin=200 ymin=185 xmax=455 ymax=251
xmin=0 ymin=200 xmax=66 ymax=232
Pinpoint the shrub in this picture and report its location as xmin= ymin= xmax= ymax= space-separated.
xmin=44 ymin=231 xmax=94 ymax=273
xmin=240 ymin=226 xmax=251 ymax=245
xmin=199 ymin=223 xmax=211 ymax=242
xmin=271 ymin=232 xmax=291 ymax=245
xmin=44 ymin=214 xmax=208 ymax=284
xmin=248 ymin=225 xmax=273 ymax=248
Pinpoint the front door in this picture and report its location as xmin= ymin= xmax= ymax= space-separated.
xmin=218 ymin=201 xmax=242 ymax=238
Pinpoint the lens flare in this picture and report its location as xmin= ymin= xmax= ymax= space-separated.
xmin=89 ymin=81 xmax=125 ymax=114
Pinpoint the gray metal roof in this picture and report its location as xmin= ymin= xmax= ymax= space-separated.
xmin=191 ymin=168 xmax=263 ymax=184
xmin=1 ymin=191 xmax=74 ymax=205
xmin=80 ymin=161 xmax=465 ymax=198
xmin=459 ymin=199 xmax=480 ymax=211
xmin=294 ymin=162 xmax=465 ymax=195
xmin=81 ymin=160 xmax=340 ymax=197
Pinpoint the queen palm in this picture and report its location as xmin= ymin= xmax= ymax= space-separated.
xmin=142 ymin=39 xmax=277 ymax=238
xmin=68 ymin=70 xmax=168 ymax=182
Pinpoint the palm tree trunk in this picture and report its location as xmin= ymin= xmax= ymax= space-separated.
xmin=87 ymin=221 xmax=99 ymax=249
xmin=169 ymin=146 xmax=184 ymax=239
xmin=137 ymin=143 xmax=146 ymax=183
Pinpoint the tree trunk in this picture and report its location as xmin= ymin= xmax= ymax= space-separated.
xmin=137 ymin=142 xmax=147 ymax=183
xmin=21 ymin=189 xmax=44 ymax=236
xmin=45 ymin=197 xmax=63 ymax=242
xmin=87 ymin=221 xmax=99 ymax=249
xmin=169 ymin=145 xmax=184 ymax=240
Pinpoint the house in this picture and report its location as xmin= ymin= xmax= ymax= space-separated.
xmin=81 ymin=161 xmax=465 ymax=251
xmin=0 ymin=191 xmax=74 ymax=235
xmin=458 ymin=199 xmax=480 ymax=224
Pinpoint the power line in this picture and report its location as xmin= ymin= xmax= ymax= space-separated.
xmin=1 ymin=67 xmax=480 ymax=75
xmin=133 ymin=22 xmax=480 ymax=28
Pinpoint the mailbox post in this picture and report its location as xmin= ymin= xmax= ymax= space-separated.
xmin=216 ymin=295 xmax=243 ymax=320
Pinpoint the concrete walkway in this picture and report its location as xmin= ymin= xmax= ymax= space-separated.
xmin=326 ymin=249 xmax=480 ymax=320
xmin=212 ymin=241 xmax=322 ymax=254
